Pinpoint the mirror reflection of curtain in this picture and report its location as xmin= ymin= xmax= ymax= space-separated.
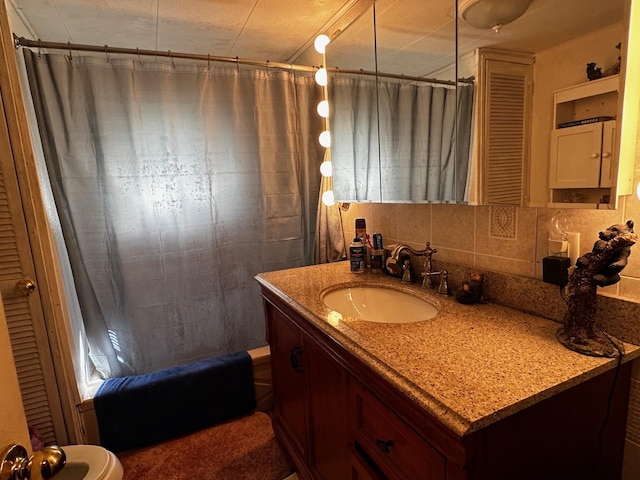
xmin=23 ymin=50 xmax=323 ymax=377
xmin=330 ymin=76 xmax=381 ymax=202
xmin=331 ymin=76 xmax=475 ymax=203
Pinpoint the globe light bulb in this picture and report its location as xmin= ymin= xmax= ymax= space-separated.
xmin=317 ymin=100 xmax=329 ymax=118
xmin=319 ymin=130 xmax=331 ymax=148
xmin=320 ymin=160 xmax=333 ymax=177
xmin=314 ymin=34 xmax=331 ymax=54
xmin=322 ymin=190 xmax=335 ymax=206
xmin=315 ymin=68 xmax=328 ymax=86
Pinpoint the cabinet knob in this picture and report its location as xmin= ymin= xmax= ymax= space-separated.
xmin=602 ymin=152 xmax=611 ymax=158
xmin=590 ymin=153 xmax=599 ymax=159
xmin=375 ymin=438 xmax=394 ymax=454
xmin=289 ymin=346 xmax=304 ymax=373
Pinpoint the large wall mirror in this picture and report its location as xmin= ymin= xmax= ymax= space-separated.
xmin=328 ymin=0 xmax=630 ymax=208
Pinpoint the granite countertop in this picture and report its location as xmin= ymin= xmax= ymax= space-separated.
xmin=255 ymin=262 xmax=640 ymax=437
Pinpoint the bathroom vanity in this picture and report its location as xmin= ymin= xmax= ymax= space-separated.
xmin=256 ymin=263 xmax=639 ymax=480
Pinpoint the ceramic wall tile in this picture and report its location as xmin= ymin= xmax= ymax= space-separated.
xmin=370 ymin=204 xmax=399 ymax=243
xmin=535 ymin=208 xmax=623 ymax=262
xmin=620 ymin=276 xmax=640 ymax=301
xmin=341 ymin=203 xmax=371 ymax=243
xmin=432 ymin=247 xmax=474 ymax=268
xmin=476 ymin=206 xmax=537 ymax=262
xmin=431 ymin=204 xmax=476 ymax=252
xmin=475 ymin=253 xmax=536 ymax=278
xmin=397 ymin=204 xmax=431 ymax=246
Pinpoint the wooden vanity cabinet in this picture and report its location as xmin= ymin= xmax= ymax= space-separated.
xmin=261 ymin=289 xmax=631 ymax=480
xmin=262 ymin=291 xmax=465 ymax=480
xmin=264 ymin=296 xmax=351 ymax=480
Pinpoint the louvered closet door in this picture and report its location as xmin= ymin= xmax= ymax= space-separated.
xmin=0 ymin=90 xmax=67 ymax=445
xmin=479 ymin=50 xmax=533 ymax=206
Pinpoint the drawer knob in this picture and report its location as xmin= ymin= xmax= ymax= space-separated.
xmin=375 ymin=438 xmax=394 ymax=454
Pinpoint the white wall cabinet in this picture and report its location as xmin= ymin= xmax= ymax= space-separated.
xmin=548 ymin=75 xmax=619 ymax=206
xmin=549 ymin=119 xmax=615 ymax=189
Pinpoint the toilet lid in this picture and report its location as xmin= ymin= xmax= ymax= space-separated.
xmin=61 ymin=445 xmax=122 ymax=480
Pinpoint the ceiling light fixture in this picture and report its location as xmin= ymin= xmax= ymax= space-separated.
xmin=458 ymin=0 xmax=533 ymax=33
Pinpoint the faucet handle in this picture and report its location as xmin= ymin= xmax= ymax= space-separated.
xmin=424 ymin=242 xmax=437 ymax=256
xmin=437 ymin=270 xmax=451 ymax=296
xmin=401 ymin=259 xmax=412 ymax=283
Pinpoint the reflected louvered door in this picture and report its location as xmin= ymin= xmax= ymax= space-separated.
xmin=479 ymin=49 xmax=534 ymax=205
xmin=0 ymin=90 xmax=67 ymax=445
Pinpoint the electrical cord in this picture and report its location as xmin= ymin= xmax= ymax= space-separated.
xmin=585 ymin=332 xmax=624 ymax=479
xmin=559 ymin=283 xmax=568 ymax=303
xmin=556 ymin=267 xmax=624 ymax=477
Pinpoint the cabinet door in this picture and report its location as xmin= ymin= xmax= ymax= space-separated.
xmin=269 ymin=306 xmax=308 ymax=459
xmin=306 ymin=340 xmax=350 ymax=480
xmin=549 ymin=123 xmax=603 ymax=188
xmin=598 ymin=120 xmax=616 ymax=188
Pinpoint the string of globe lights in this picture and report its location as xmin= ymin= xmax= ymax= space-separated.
xmin=313 ymin=34 xmax=335 ymax=207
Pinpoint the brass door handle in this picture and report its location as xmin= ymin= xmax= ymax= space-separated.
xmin=14 ymin=278 xmax=36 ymax=297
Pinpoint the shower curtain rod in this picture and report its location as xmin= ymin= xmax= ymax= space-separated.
xmin=14 ymin=35 xmax=473 ymax=86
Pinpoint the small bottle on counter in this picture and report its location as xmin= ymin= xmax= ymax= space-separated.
xmin=349 ymin=237 xmax=365 ymax=273
xmin=370 ymin=249 xmax=384 ymax=273
xmin=370 ymin=233 xmax=384 ymax=274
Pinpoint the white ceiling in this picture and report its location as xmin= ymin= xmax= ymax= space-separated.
xmin=7 ymin=0 xmax=627 ymax=77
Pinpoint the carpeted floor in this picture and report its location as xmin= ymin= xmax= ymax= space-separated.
xmin=118 ymin=411 xmax=293 ymax=480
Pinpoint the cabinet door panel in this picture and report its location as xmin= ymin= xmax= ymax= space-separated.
xmin=306 ymin=340 xmax=350 ymax=480
xmin=599 ymin=120 xmax=616 ymax=188
xmin=549 ymin=123 xmax=603 ymax=188
xmin=270 ymin=306 xmax=307 ymax=458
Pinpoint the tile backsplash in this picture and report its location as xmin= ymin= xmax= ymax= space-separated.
xmin=341 ymin=194 xmax=640 ymax=303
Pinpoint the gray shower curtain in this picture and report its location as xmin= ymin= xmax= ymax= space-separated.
xmin=23 ymin=50 xmax=324 ymax=377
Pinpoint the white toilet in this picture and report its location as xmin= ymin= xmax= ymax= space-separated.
xmin=55 ymin=445 xmax=123 ymax=480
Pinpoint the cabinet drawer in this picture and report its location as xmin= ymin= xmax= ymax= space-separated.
xmin=350 ymin=380 xmax=445 ymax=480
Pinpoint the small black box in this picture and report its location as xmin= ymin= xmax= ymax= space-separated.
xmin=542 ymin=256 xmax=570 ymax=286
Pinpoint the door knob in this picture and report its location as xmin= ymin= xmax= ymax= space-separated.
xmin=0 ymin=444 xmax=66 ymax=480
xmin=14 ymin=278 xmax=36 ymax=297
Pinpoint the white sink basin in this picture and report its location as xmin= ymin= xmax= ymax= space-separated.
xmin=321 ymin=285 xmax=438 ymax=323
